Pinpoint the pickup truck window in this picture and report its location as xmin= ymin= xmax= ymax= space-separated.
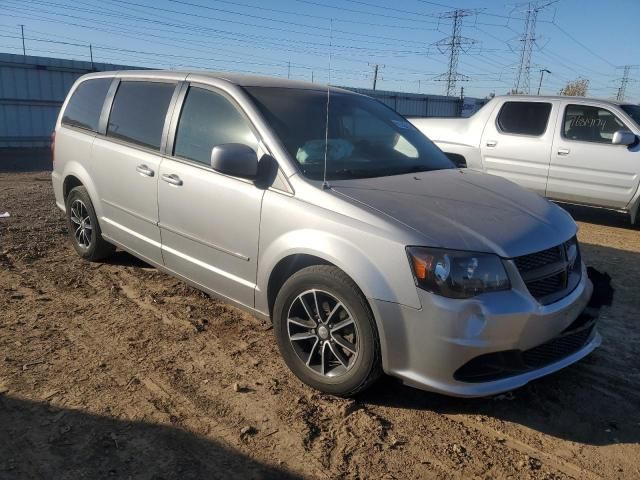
xmin=497 ymin=101 xmax=551 ymax=136
xmin=621 ymin=105 xmax=640 ymax=128
xmin=563 ymin=104 xmax=626 ymax=144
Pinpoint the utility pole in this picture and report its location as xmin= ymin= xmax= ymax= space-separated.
xmin=311 ymin=71 xmax=314 ymax=83
xmin=537 ymin=68 xmax=550 ymax=95
xmin=287 ymin=61 xmax=291 ymax=79
xmin=89 ymin=44 xmax=94 ymax=70
xmin=19 ymin=24 xmax=25 ymax=57
xmin=513 ymin=1 xmax=557 ymax=94
xmin=368 ymin=63 xmax=384 ymax=90
xmin=433 ymin=9 xmax=477 ymax=97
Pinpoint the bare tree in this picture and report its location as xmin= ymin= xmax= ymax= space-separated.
xmin=559 ymin=78 xmax=589 ymax=97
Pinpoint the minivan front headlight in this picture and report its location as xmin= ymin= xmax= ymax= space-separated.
xmin=406 ymin=247 xmax=510 ymax=298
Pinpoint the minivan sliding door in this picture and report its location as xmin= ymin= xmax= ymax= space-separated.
xmin=91 ymin=79 xmax=179 ymax=266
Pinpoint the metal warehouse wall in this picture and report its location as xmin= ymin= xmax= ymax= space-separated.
xmin=0 ymin=53 xmax=484 ymax=150
xmin=345 ymin=87 xmax=485 ymax=118
xmin=0 ymin=53 xmax=140 ymax=148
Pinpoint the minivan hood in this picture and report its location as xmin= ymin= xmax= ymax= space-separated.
xmin=330 ymin=169 xmax=576 ymax=258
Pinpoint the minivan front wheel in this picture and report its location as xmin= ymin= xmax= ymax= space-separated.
xmin=273 ymin=265 xmax=381 ymax=396
xmin=66 ymin=186 xmax=115 ymax=261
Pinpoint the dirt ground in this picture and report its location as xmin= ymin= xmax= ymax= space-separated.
xmin=1 ymin=172 xmax=639 ymax=480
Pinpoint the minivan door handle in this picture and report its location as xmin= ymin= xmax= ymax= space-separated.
xmin=136 ymin=164 xmax=154 ymax=177
xmin=486 ymin=140 xmax=498 ymax=147
xmin=161 ymin=173 xmax=183 ymax=186
xmin=557 ymin=148 xmax=570 ymax=156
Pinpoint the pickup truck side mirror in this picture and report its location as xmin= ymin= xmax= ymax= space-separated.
xmin=210 ymin=143 xmax=259 ymax=180
xmin=612 ymin=129 xmax=637 ymax=146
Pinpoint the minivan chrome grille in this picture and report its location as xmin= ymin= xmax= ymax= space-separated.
xmin=513 ymin=237 xmax=581 ymax=305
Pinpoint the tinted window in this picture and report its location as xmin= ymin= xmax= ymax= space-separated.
xmin=621 ymin=104 xmax=640 ymax=128
xmin=244 ymin=87 xmax=453 ymax=181
xmin=107 ymin=81 xmax=175 ymax=150
xmin=497 ymin=101 xmax=552 ymax=136
xmin=174 ymin=87 xmax=258 ymax=164
xmin=563 ymin=104 xmax=627 ymax=144
xmin=62 ymin=78 xmax=112 ymax=132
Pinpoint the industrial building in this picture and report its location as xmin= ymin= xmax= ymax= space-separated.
xmin=0 ymin=52 xmax=483 ymax=171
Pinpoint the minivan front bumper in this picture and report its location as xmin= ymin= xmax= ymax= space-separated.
xmin=369 ymin=262 xmax=596 ymax=397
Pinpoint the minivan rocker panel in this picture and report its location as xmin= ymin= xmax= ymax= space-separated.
xmin=52 ymin=70 xmax=599 ymax=397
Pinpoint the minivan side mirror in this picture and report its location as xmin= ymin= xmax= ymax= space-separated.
xmin=612 ymin=129 xmax=637 ymax=146
xmin=210 ymin=143 xmax=259 ymax=180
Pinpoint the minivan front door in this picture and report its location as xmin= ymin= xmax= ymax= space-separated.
xmin=158 ymin=85 xmax=264 ymax=308
xmin=92 ymin=79 xmax=177 ymax=265
xmin=480 ymin=100 xmax=557 ymax=196
xmin=547 ymin=102 xmax=640 ymax=209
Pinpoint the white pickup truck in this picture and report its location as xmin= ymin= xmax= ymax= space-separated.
xmin=410 ymin=95 xmax=640 ymax=223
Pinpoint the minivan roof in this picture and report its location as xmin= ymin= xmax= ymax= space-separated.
xmin=82 ymin=69 xmax=352 ymax=93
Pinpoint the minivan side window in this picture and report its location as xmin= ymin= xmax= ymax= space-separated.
xmin=174 ymin=87 xmax=258 ymax=165
xmin=61 ymin=78 xmax=112 ymax=132
xmin=107 ymin=81 xmax=176 ymax=150
xmin=497 ymin=101 xmax=552 ymax=136
xmin=563 ymin=104 xmax=627 ymax=144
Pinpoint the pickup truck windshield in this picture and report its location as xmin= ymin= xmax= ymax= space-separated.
xmin=244 ymin=87 xmax=454 ymax=180
xmin=621 ymin=105 xmax=640 ymax=127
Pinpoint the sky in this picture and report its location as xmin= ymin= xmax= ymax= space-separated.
xmin=0 ymin=0 xmax=638 ymax=102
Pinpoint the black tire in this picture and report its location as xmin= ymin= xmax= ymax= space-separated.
xmin=65 ymin=186 xmax=115 ymax=261
xmin=273 ymin=265 xmax=382 ymax=396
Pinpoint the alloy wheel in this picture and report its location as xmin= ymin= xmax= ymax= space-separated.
xmin=287 ymin=289 xmax=359 ymax=377
xmin=69 ymin=199 xmax=92 ymax=249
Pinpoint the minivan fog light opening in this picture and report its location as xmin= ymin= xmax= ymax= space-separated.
xmin=407 ymin=247 xmax=510 ymax=298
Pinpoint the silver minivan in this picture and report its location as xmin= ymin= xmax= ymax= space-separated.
xmin=51 ymin=71 xmax=599 ymax=397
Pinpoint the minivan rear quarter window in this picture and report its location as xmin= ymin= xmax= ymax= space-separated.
xmin=61 ymin=78 xmax=112 ymax=132
xmin=497 ymin=101 xmax=552 ymax=136
xmin=107 ymin=81 xmax=175 ymax=150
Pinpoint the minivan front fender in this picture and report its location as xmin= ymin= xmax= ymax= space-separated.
xmin=256 ymin=227 xmax=421 ymax=315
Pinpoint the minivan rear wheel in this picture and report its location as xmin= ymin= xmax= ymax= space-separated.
xmin=273 ymin=265 xmax=381 ymax=396
xmin=66 ymin=186 xmax=115 ymax=261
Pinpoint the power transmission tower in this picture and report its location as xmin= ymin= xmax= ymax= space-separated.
xmin=368 ymin=63 xmax=384 ymax=90
xmin=433 ymin=9 xmax=477 ymax=97
xmin=616 ymin=65 xmax=631 ymax=101
xmin=513 ymin=1 xmax=557 ymax=94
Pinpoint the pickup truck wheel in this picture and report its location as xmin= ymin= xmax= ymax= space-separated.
xmin=66 ymin=186 xmax=115 ymax=261
xmin=273 ymin=265 xmax=381 ymax=396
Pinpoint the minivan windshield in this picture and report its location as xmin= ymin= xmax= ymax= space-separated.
xmin=621 ymin=104 xmax=640 ymax=127
xmin=244 ymin=87 xmax=454 ymax=181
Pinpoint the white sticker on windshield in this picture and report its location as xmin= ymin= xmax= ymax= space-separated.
xmin=392 ymin=119 xmax=412 ymax=130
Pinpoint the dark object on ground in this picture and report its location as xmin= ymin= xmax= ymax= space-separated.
xmin=587 ymin=267 xmax=614 ymax=308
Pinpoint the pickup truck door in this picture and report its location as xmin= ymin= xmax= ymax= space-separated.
xmin=547 ymin=101 xmax=640 ymax=209
xmin=480 ymin=100 xmax=557 ymax=196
